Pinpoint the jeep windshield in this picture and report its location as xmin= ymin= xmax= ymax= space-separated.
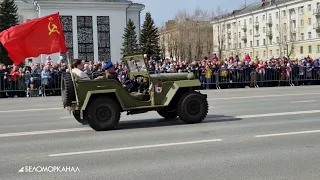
xmin=127 ymin=59 xmax=148 ymax=72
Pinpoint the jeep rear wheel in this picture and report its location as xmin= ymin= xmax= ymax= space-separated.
xmin=157 ymin=107 xmax=178 ymax=119
xmin=177 ymin=91 xmax=208 ymax=124
xmin=72 ymin=110 xmax=89 ymax=125
xmin=87 ymin=97 xmax=120 ymax=131
xmin=61 ymin=72 xmax=75 ymax=107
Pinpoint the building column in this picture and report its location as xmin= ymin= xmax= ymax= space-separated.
xmin=72 ymin=15 xmax=78 ymax=59
xmin=92 ymin=16 xmax=98 ymax=62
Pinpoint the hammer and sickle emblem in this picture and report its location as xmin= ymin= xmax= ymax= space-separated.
xmin=48 ymin=17 xmax=60 ymax=35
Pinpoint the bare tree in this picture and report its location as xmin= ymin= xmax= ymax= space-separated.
xmin=212 ymin=7 xmax=228 ymax=61
xmin=158 ymin=7 xmax=226 ymax=62
xmin=279 ymin=24 xmax=296 ymax=60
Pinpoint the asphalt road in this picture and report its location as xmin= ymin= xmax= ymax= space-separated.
xmin=0 ymin=86 xmax=320 ymax=180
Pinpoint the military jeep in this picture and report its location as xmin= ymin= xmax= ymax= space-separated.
xmin=61 ymin=54 xmax=208 ymax=131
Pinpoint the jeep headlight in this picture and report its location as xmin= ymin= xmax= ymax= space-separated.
xmin=187 ymin=72 xmax=195 ymax=80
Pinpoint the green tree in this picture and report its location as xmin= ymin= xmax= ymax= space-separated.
xmin=139 ymin=12 xmax=161 ymax=57
xmin=121 ymin=19 xmax=139 ymax=56
xmin=0 ymin=0 xmax=19 ymax=66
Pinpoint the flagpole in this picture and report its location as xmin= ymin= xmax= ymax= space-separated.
xmin=66 ymin=52 xmax=79 ymax=106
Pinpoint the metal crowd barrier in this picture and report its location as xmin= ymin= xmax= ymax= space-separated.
xmin=192 ymin=66 xmax=320 ymax=89
xmin=0 ymin=67 xmax=320 ymax=98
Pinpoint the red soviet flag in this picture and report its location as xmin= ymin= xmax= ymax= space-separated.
xmin=0 ymin=12 xmax=67 ymax=65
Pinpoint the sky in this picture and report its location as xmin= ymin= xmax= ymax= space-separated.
xmin=133 ymin=0 xmax=259 ymax=26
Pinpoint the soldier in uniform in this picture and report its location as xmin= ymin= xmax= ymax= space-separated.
xmin=95 ymin=61 xmax=119 ymax=82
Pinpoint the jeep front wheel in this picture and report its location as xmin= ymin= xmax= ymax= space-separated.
xmin=87 ymin=97 xmax=121 ymax=131
xmin=72 ymin=110 xmax=89 ymax=125
xmin=157 ymin=107 xmax=178 ymax=119
xmin=177 ymin=91 xmax=208 ymax=124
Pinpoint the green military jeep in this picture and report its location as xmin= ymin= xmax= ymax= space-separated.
xmin=61 ymin=54 xmax=208 ymax=131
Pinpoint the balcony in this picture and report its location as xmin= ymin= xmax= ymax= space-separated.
xmin=290 ymin=15 xmax=296 ymax=20
xmin=241 ymin=36 xmax=247 ymax=41
xmin=266 ymin=19 xmax=272 ymax=26
xmin=241 ymin=25 xmax=247 ymax=31
xmin=254 ymin=22 xmax=259 ymax=28
xmin=266 ymin=31 xmax=272 ymax=38
xmin=313 ymin=23 xmax=320 ymax=31
xmin=313 ymin=9 xmax=320 ymax=16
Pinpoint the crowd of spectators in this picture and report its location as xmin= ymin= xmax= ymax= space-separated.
xmin=1 ymin=53 xmax=320 ymax=98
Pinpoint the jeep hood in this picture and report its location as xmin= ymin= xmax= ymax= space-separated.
xmin=150 ymin=72 xmax=195 ymax=82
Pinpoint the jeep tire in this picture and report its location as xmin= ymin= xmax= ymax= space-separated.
xmin=157 ymin=107 xmax=178 ymax=119
xmin=87 ymin=97 xmax=121 ymax=131
xmin=72 ymin=110 xmax=89 ymax=125
xmin=61 ymin=72 xmax=75 ymax=107
xmin=177 ymin=91 xmax=208 ymax=124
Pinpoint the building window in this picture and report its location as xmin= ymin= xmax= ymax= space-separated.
xmin=299 ymin=6 xmax=304 ymax=14
xmin=263 ymin=27 xmax=266 ymax=33
xmin=276 ymin=37 xmax=279 ymax=43
xmin=308 ymin=18 xmax=311 ymax=25
xmin=250 ymin=29 xmax=252 ymax=35
xmin=257 ymin=40 xmax=259 ymax=46
xmin=276 ymin=24 xmax=279 ymax=30
xmin=284 ymin=35 xmax=287 ymax=41
xmin=308 ymin=45 xmax=312 ymax=53
xmin=249 ymin=18 xmax=252 ymax=24
xmin=60 ymin=16 xmax=74 ymax=60
xmin=308 ymin=4 xmax=311 ymax=11
xmin=282 ymin=10 xmax=286 ymax=17
xmin=97 ymin=16 xmax=111 ymax=61
xmin=262 ymin=15 xmax=265 ymax=20
xmin=270 ymin=50 xmax=272 ymax=55
xmin=263 ymin=51 xmax=266 ymax=57
xmin=239 ymin=43 xmax=241 ymax=48
xmin=234 ymin=43 xmax=237 ymax=49
xmin=255 ymin=16 xmax=258 ymax=22
xmin=308 ymin=32 xmax=312 ymax=39
xmin=256 ymin=51 xmax=259 ymax=57
xmin=276 ymin=49 xmax=279 ymax=55
xmin=317 ymin=45 xmax=320 ymax=53
xmin=300 ymin=33 xmax=304 ymax=40
xmin=276 ymin=12 xmax=279 ymax=18
xmin=250 ymin=41 xmax=253 ymax=47
xmin=300 ymin=19 xmax=304 ymax=27
xmin=263 ymin=39 xmax=266 ymax=45
xmin=77 ymin=16 xmax=94 ymax=62
xmin=318 ymin=33 xmax=320 ymax=38
xmin=300 ymin=46 xmax=303 ymax=54
xmin=284 ymin=23 xmax=287 ymax=30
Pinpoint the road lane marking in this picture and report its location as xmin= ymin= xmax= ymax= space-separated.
xmin=2 ymin=110 xmax=320 ymax=138
xmin=48 ymin=139 xmax=223 ymax=157
xmin=0 ymin=107 xmax=62 ymax=113
xmin=60 ymin=116 xmax=73 ymax=119
xmin=0 ymin=128 xmax=91 ymax=138
xmin=235 ymin=110 xmax=320 ymax=118
xmin=255 ymin=130 xmax=320 ymax=138
xmin=208 ymin=92 xmax=320 ymax=100
xmin=290 ymin=100 xmax=316 ymax=103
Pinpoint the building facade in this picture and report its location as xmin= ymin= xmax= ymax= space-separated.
xmin=212 ymin=0 xmax=320 ymax=60
xmin=6 ymin=0 xmax=144 ymax=64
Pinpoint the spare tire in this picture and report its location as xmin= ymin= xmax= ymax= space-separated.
xmin=61 ymin=72 xmax=76 ymax=107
